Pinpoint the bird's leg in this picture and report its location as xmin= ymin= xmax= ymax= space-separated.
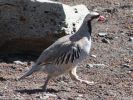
xmin=41 ymin=75 xmax=51 ymax=92
xmin=69 ymin=66 xmax=95 ymax=85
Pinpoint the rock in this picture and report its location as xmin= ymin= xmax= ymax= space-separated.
xmin=75 ymin=97 xmax=84 ymax=100
xmin=98 ymin=32 xmax=108 ymax=37
xmin=13 ymin=61 xmax=25 ymax=65
xmin=36 ymin=95 xmax=49 ymax=99
xmin=86 ymin=64 xmax=93 ymax=68
xmin=0 ymin=0 xmax=90 ymax=54
xmin=121 ymin=64 xmax=132 ymax=69
xmin=101 ymin=38 xmax=110 ymax=44
xmin=121 ymin=64 xmax=131 ymax=68
xmin=86 ymin=64 xmax=106 ymax=68
xmin=121 ymin=64 xmax=133 ymax=72
xmin=37 ymin=93 xmax=57 ymax=99
xmin=91 ymin=54 xmax=97 ymax=58
xmin=129 ymin=37 xmax=133 ymax=42
xmin=114 ymin=36 xmax=119 ymax=39
xmin=44 ymin=93 xmax=57 ymax=97
xmin=0 ymin=77 xmax=6 ymax=81
xmin=129 ymin=50 xmax=133 ymax=56
xmin=75 ymin=94 xmax=83 ymax=100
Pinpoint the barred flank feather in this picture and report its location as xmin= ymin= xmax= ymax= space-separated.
xmin=55 ymin=45 xmax=81 ymax=65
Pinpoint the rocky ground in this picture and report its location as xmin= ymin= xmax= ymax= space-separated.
xmin=0 ymin=0 xmax=133 ymax=99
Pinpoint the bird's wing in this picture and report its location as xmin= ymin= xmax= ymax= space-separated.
xmin=36 ymin=37 xmax=81 ymax=66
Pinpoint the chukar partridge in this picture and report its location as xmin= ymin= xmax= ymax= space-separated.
xmin=18 ymin=11 xmax=105 ymax=91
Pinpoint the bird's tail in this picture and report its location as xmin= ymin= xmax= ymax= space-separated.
xmin=18 ymin=64 xmax=39 ymax=81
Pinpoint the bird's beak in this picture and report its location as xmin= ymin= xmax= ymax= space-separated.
xmin=97 ymin=15 xmax=105 ymax=22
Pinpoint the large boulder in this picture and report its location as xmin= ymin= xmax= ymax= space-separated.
xmin=0 ymin=0 xmax=89 ymax=54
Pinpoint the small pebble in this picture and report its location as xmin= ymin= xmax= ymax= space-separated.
xmin=129 ymin=37 xmax=133 ymax=42
xmin=78 ymin=94 xmax=83 ymax=97
xmin=36 ymin=95 xmax=49 ymax=99
xmin=121 ymin=64 xmax=133 ymax=71
xmin=86 ymin=64 xmax=106 ymax=68
xmin=102 ymin=38 xmax=110 ymax=44
xmin=45 ymin=93 xmax=57 ymax=97
xmin=121 ymin=64 xmax=131 ymax=68
xmin=0 ymin=77 xmax=6 ymax=81
xmin=129 ymin=50 xmax=133 ymax=56
xmin=98 ymin=32 xmax=107 ymax=37
xmin=91 ymin=55 xmax=97 ymax=58
xmin=38 ymin=93 xmax=57 ymax=99
xmin=13 ymin=61 xmax=25 ymax=65
xmin=115 ymin=37 xmax=119 ymax=39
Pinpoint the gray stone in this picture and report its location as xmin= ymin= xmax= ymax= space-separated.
xmin=0 ymin=0 xmax=90 ymax=54
xmin=129 ymin=50 xmax=133 ymax=56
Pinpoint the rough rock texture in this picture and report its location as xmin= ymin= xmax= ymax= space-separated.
xmin=0 ymin=0 xmax=89 ymax=54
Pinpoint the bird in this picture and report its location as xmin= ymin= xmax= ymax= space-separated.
xmin=18 ymin=11 xmax=105 ymax=92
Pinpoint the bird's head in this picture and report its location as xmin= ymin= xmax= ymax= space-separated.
xmin=82 ymin=11 xmax=105 ymax=33
xmin=84 ymin=11 xmax=105 ymax=22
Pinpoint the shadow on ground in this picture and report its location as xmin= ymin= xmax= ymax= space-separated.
xmin=15 ymin=88 xmax=59 ymax=94
xmin=0 ymin=53 xmax=39 ymax=63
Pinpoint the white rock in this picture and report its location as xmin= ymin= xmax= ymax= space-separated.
xmin=37 ymin=95 xmax=49 ymax=99
xmin=38 ymin=93 xmax=57 ymax=99
xmin=0 ymin=0 xmax=90 ymax=54
xmin=91 ymin=55 xmax=97 ymax=58
xmin=13 ymin=61 xmax=25 ymax=65
xmin=86 ymin=64 xmax=107 ymax=68
xmin=115 ymin=37 xmax=119 ymax=39
xmin=86 ymin=64 xmax=93 ymax=68
xmin=98 ymin=32 xmax=108 ymax=37
xmin=44 ymin=93 xmax=57 ymax=97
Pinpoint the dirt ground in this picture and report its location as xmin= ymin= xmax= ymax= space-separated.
xmin=0 ymin=0 xmax=133 ymax=99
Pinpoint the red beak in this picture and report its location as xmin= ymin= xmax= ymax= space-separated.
xmin=98 ymin=15 xmax=106 ymax=22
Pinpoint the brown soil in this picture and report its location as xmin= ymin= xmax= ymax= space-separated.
xmin=0 ymin=0 xmax=133 ymax=99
